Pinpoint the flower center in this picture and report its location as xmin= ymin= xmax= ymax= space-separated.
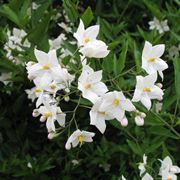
xmin=83 ymin=37 xmax=90 ymax=44
xmin=35 ymin=88 xmax=42 ymax=93
xmin=98 ymin=111 xmax=106 ymax=115
xmin=49 ymin=84 xmax=56 ymax=90
xmin=148 ymin=57 xmax=156 ymax=62
xmin=143 ymin=87 xmax=151 ymax=92
xmin=167 ymin=177 xmax=172 ymax=180
xmin=44 ymin=112 xmax=52 ymax=118
xmin=42 ymin=64 xmax=50 ymax=70
xmin=78 ymin=135 xmax=84 ymax=143
xmin=84 ymin=83 xmax=91 ymax=89
xmin=113 ymin=98 xmax=119 ymax=106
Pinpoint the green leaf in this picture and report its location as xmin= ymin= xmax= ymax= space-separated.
xmin=102 ymin=52 xmax=114 ymax=73
xmin=27 ymin=14 xmax=51 ymax=46
xmin=149 ymin=126 xmax=179 ymax=139
xmin=63 ymin=0 xmax=79 ymax=23
xmin=143 ymin=0 xmax=162 ymax=19
xmin=115 ymin=41 xmax=128 ymax=74
xmin=81 ymin=6 xmax=94 ymax=27
xmin=127 ymin=140 xmax=143 ymax=156
xmin=173 ymin=58 xmax=180 ymax=107
xmin=0 ymin=5 xmax=21 ymax=28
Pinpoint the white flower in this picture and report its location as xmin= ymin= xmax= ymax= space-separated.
xmin=32 ymin=2 xmax=40 ymax=10
xmin=148 ymin=17 xmax=169 ymax=34
xmin=0 ymin=72 xmax=12 ymax=85
xmin=100 ymin=91 xmax=136 ymax=122
xmin=71 ymin=159 xmax=79 ymax=166
xmin=135 ymin=111 xmax=146 ymax=126
xmin=65 ymin=129 xmax=95 ymax=150
xmin=132 ymin=73 xmax=164 ymax=110
xmin=58 ymin=22 xmax=72 ymax=33
xmin=38 ymin=100 xmax=66 ymax=132
xmin=74 ymin=19 xmax=109 ymax=58
xmin=25 ymin=87 xmax=36 ymax=102
xmin=90 ymin=98 xmax=114 ymax=133
xmin=26 ymin=49 xmax=60 ymax=80
xmin=121 ymin=175 xmax=127 ymax=180
xmin=159 ymin=156 xmax=180 ymax=179
xmin=78 ymin=65 xmax=108 ymax=103
xmin=90 ymin=91 xmax=135 ymax=133
xmin=138 ymin=154 xmax=147 ymax=176
xmin=142 ymin=173 xmax=154 ymax=180
xmin=79 ymin=40 xmax=109 ymax=58
xmin=27 ymin=162 xmax=32 ymax=169
xmin=142 ymin=41 xmax=168 ymax=79
xmin=74 ymin=19 xmax=99 ymax=47
xmin=49 ymin=34 xmax=67 ymax=50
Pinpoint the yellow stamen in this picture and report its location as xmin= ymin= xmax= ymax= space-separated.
xmin=35 ymin=88 xmax=42 ymax=93
xmin=84 ymin=83 xmax=91 ymax=89
xmin=167 ymin=178 xmax=172 ymax=180
xmin=143 ymin=87 xmax=151 ymax=92
xmin=42 ymin=64 xmax=50 ymax=70
xmin=113 ymin=98 xmax=119 ymax=106
xmin=49 ymin=84 xmax=56 ymax=90
xmin=98 ymin=111 xmax=106 ymax=115
xmin=44 ymin=112 xmax=52 ymax=118
xmin=78 ymin=135 xmax=84 ymax=144
xmin=148 ymin=57 xmax=156 ymax=62
xmin=83 ymin=37 xmax=90 ymax=44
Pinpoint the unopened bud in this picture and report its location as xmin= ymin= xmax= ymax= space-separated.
xmin=140 ymin=112 xmax=146 ymax=118
xmin=120 ymin=117 xmax=128 ymax=127
xmin=48 ymin=132 xmax=57 ymax=139
xmin=156 ymin=83 xmax=163 ymax=88
xmin=64 ymin=95 xmax=70 ymax=102
xmin=65 ymin=88 xmax=70 ymax=93
xmin=32 ymin=109 xmax=40 ymax=117
xmin=135 ymin=116 xmax=144 ymax=126
xmin=40 ymin=116 xmax=46 ymax=122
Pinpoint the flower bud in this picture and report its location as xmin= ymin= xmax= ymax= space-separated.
xmin=48 ymin=132 xmax=56 ymax=140
xmin=156 ymin=83 xmax=163 ymax=88
xmin=140 ymin=112 xmax=146 ymax=118
xmin=135 ymin=116 xmax=144 ymax=126
xmin=120 ymin=117 xmax=128 ymax=127
xmin=32 ymin=109 xmax=40 ymax=117
xmin=40 ymin=116 xmax=46 ymax=122
xmin=64 ymin=95 xmax=70 ymax=102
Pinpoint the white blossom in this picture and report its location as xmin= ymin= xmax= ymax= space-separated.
xmin=148 ymin=17 xmax=169 ymax=34
xmin=65 ymin=129 xmax=95 ymax=150
xmin=142 ymin=173 xmax=154 ymax=180
xmin=78 ymin=65 xmax=108 ymax=103
xmin=132 ymin=73 xmax=163 ymax=110
xmin=142 ymin=41 xmax=168 ymax=79
xmin=138 ymin=154 xmax=147 ymax=176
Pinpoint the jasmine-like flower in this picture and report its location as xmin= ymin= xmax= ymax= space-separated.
xmin=148 ymin=17 xmax=169 ymax=34
xmin=138 ymin=154 xmax=147 ymax=176
xmin=121 ymin=175 xmax=127 ymax=180
xmin=37 ymin=99 xmax=66 ymax=132
xmin=159 ymin=156 xmax=180 ymax=180
xmin=27 ymin=49 xmax=60 ymax=80
xmin=65 ymin=129 xmax=95 ymax=150
xmin=90 ymin=97 xmax=114 ymax=133
xmin=142 ymin=41 xmax=168 ymax=79
xmin=168 ymin=45 xmax=180 ymax=59
xmin=49 ymin=34 xmax=67 ymax=50
xmin=0 ymin=72 xmax=12 ymax=85
xmin=74 ymin=20 xmax=109 ymax=58
xmin=132 ymin=73 xmax=164 ymax=110
xmin=78 ymin=65 xmax=108 ymax=103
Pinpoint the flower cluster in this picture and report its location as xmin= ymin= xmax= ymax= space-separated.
xmin=25 ymin=19 xmax=169 ymax=150
xmin=4 ymin=28 xmax=30 ymax=64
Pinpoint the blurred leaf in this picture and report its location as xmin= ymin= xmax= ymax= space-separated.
xmin=81 ymin=6 xmax=94 ymax=27
xmin=63 ymin=0 xmax=79 ymax=23
xmin=127 ymin=140 xmax=143 ymax=156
